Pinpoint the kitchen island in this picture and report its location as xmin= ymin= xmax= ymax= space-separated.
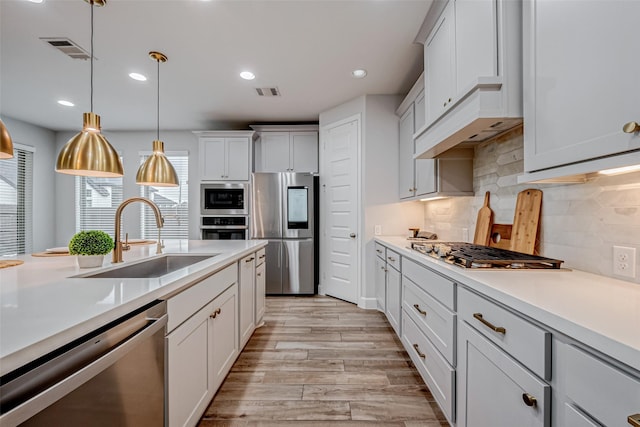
xmin=0 ymin=239 xmax=266 ymax=377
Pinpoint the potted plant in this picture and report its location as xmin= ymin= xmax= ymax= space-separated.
xmin=68 ymin=230 xmax=114 ymax=268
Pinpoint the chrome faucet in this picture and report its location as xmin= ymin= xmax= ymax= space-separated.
xmin=113 ymin=197 xmax=164 ymax=263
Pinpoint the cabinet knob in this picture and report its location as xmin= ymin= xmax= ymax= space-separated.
xmin=349 ymin=233 xmax=356 ymax=239
xmin=522 ymin=393 xmax=537 ymax=408
xmin=629 ymin=414 xmax=640 ymax=427
xmin=623 ymin=121 xmax=640 ymax=133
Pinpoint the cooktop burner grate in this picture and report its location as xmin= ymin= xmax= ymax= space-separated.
xmin=410 ymin=242 xmax=564 ymax=269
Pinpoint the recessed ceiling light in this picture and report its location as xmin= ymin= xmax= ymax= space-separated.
xmin=240 ymin=71 xmax=256 ymax=80
xmin=352 ymin=69 xmax=367 ymax=79
xmin=27 ymin=0 xmax=44 ymax=3
xmin=57 ymin=100 xmax=74 ymax=107
xmin=129 ymin=72 xmax=147 ymax=81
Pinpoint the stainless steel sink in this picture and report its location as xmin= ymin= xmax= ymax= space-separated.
xmin=79 ymin=255 xmax=216 ymax=279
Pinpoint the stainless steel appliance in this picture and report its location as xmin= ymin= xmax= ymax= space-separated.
xmin=201 ymin=182 xmax=249 ymax=215
xmin=251 ymin=172 xmax=315 ymax=294
xmin=409 ymin=241 xmax=563 ymax=269
xmin=0 ymin=301 xmax=167 ymax=426
xmin=201 ymin=215 xmax=248 ymax=240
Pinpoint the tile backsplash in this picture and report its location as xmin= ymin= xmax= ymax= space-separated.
xmin=422 ymin=126 xmax=640 ymax=283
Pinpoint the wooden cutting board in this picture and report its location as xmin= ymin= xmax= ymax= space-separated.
xmin=0 ymin=260 xmax=24 ymax=269
xmin=510 ymin=189 xmax=542 ymax=255
xmin=473 ymin=191 xmax=494 ymax=245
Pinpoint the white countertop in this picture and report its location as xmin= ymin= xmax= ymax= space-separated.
xmin=376 ymin=236 xmax=640 ymax=373
xmin=0 ymin=239 xmax=267 ymax=376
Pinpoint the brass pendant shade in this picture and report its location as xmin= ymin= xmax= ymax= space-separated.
xmin=136 ymin=51 xmax=179 ymax=187
xmin=55 ymin=0 xmax=123 ymax=177
xmin=136 ymin=140 xmax=179 ymax=186
xmin=56 ymin=112 xmax=123 ymax=177
xmin=0 ymin=118 xmax=14 ymax=159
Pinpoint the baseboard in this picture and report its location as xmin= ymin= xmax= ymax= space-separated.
xmin=359 ymin=297 xmax=378 ymax=310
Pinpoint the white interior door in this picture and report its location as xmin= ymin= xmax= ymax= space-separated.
xmin=320 ymin=118 xmax=359 ymax=304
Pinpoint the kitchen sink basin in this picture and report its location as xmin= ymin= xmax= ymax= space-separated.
xmin=79 ymin=255 xmax=217 ymax=279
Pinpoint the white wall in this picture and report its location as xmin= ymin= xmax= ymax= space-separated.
xmin=54 ymin=130 xmax=200 ymax=245
xmin=1 ymin=116 xmax=57 ymax=252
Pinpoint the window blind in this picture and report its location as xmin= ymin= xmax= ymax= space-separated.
xmin=0 ymin=146 xmax=34 ymax=255
xmin=75 ymin=175 xmax=123 ymax=236
xmin=139 ymin=153 xmax=189 ymax=240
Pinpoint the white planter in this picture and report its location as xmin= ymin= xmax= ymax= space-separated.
xmin=77 ymin=255 xmax=105 ymax=268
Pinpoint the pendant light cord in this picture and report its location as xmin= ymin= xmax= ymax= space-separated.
xmin=157 ymin=58 xmax=160 ymax=141
xmin=90 ymin=0 xmax=94 ymax=113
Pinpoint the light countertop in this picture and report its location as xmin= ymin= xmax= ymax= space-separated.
xmin=376 ymin=236 xmax=640 ymax=373
xmin=0 ymin=239 xmax=267 ymax=376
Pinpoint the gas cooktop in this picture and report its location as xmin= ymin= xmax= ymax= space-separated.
xmin=409 ymin=242 xmax=564 ymax=269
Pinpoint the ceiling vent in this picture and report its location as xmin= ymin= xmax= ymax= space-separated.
xmin=255 ymin=87 xmax=281 ymax=97
xmin=40 ymin=37 xmax=91 ymax=60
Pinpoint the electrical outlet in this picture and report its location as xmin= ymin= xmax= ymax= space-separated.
xmin=462 ymin=228 xmax=469 ymax=242
xmin=613 ymin=246 xmax=636 ymax=278
xmin=374 ymin=225 xmax=382 ymax=236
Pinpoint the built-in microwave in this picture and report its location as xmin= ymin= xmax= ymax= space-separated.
xmin=201 ymin=182 xmax=249 ymax=215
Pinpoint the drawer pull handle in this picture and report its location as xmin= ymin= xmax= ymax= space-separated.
xmin=629 ymin=414 xmax=640 ymax=427
xmin=412 ymin=343 xmax=426 ymax=359
xmin=259 ymin=254 xmax=266 ymax=259
xmin=387 ymin=256 xmax=396 ymax=262
xmin=245 ymin=257 xmax=255 ymax=263
xmin=257 ymin=272 xmax=262 ymax=277
xmin=473 ymin=313 xmax=506 ymax=334
xmin=210 ymin=308 xmax=221 ymax=319
xmin=522 ymin=393 xmax=537 ymax=408
xmin=413 ymin=304 xmax=427 ymax=316
xmin=376 ymin=249 xmax=383 ymax=254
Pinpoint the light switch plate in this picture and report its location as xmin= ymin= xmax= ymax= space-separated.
xmin=374 ymin=225 xmax=382 ymax=236
xmin=613 ymin=246 xmax=636 ymax=278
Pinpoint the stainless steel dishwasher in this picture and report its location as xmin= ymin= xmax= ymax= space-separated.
xmin=0 ymin=300 xmax=167 ymax=426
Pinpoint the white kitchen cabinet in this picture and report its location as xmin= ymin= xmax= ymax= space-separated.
xmin=457 ymin=321 xmax=550 ymax=427
xmin=194 ymin=131 xmax=254 ymax=181
xmin=375 ymin=244 xmax=386 ymax=312
xmin=255 ymin=254 xmax=266 ymax=325
xmin=399 ymin=105 xmax=416 ymax=199
xmin=210 ymin=284 xmax=239 ymax=392
xmin=414 ymin=0 xmax=522 ymax=158
xmin=251 ymin=125 xmax=319 ymax=173
xmin=239 ymin=253 xmax=256 ymax=349
xmin=521 ymin=0 xmax=640 ymax=181
xmin=385 ymin=250 xmax=401 ymax=336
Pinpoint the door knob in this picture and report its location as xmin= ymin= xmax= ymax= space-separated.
xmin=349 ymin=233 xmax=356 ymax=238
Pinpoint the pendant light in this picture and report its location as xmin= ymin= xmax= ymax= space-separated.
xmin=135 ymin=51 xmax=179 ymax=187
xmin=55 ymin=0 xmax=123 ymax=177
xmin=0 ymin=118 xmax=14 ymax=159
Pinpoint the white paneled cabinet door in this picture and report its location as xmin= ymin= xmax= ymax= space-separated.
xmin=375 ymin=255 xmax=386 ymax=312
xmin=239 ymin=253 xmax=256 ymax=348
xmin=457 ymin=322 xmax=550 ymax=427
xmin=210 ymin=284 xmax=239 ymax=392
xmin=225 ymin=137 xmax=250 ymax=181
xmin=260 ymin=132 xmax=290 ymax=172
xmin=167 ymin=300 xmax=215 ymax=427
xmin=200 ymin=138 xmax=227 ymax=181
xmin=415 ymin=159 xmax=436 ymax=197
xmin=399 ymin=105 xmax=416 ymax=200
xmin=524 ymin=0 xmax=640 ymax=172
xmin=425 ymin=1 xmax=455 ymax=124
xmin=385 ymin=265 xmax=401 ymax=335
xmin=255 ymin=260 xmax=266 ymax=325
xmin=290 ymin=132 xmax=318 ymax=173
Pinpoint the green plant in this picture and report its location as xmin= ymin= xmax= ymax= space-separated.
xmin=68 ymin=230 xmax=114 ymax=256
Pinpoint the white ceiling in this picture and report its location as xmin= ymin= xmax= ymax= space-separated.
xmin=0 ymin=0 xmax=432 ymax=132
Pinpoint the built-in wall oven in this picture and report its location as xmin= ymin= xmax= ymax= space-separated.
xmin=201 ymin=216 xmax=248 ymax=240
xmin=201 ymin=182 xmax=249 ymax=215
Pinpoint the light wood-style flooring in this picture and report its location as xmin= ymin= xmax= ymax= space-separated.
xmin=198 ymin=296 xmax=448 ymax=427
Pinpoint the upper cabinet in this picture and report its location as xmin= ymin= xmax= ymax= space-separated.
xmin=252 ymin=125 xmax=319 ymax=174
xmin=194 ymin=131 xmax=254 ymax=181
xmin=415 ymin=0 xmax=523 ymax=159
xmin=520 ymin=0 xmax=640 ymax=182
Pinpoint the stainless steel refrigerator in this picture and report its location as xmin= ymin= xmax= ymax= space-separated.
xmin=251 ymin=172 xmax=315 ymax=295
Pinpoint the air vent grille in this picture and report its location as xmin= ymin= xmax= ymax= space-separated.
xmin=40 ymin=37 xmax=91 ymax=60
xmin=255 ymin=87 xmax=281 ymax=97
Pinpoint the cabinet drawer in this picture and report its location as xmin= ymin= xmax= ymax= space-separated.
xmin=402 ymin=257 xmax=455 ymax=310
xmin=458 ymin=286 xmax=550 ymax=380
xmin=168 ymin=263 xmax=238 ymax=333
xmin=402 ymin=314 xmax=455 ymax=423
xmin=402 ymin=278 xmax=456 ymax=365
xmin=385 ymin=248 xmax=401 ymax=271
xmin=564 ymin=344 xmax=640 ymax=427
xmin=564 ymin=403 xmax=599 ymax=427
xmin=256 ymin=248 xmax=266 ymax=267
xmin=374 ymin=242 xmax=386 ymax=260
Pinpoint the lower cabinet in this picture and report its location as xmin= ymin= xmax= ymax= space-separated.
xmin=255 ymin=253 xmax=266 ymax=325
xmin=385 ymin=264 xmax=401 ymax=335
xmin=166 ymin=283 xmax=238 ymax=427
xmin=239 ymin=254 xmax=256 ymax=349
xmin=375 ymin=251 xmax=386 ymax=312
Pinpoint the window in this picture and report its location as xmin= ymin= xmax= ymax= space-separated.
xmin=75 ymin=175 xmax=123 ymax=236
xmin=139 ymin=152 xmax=189 ymax=239
xmin=0 ymin=145 xmax=34 ymax=256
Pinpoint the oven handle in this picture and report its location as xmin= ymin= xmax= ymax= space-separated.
xmin=0 ymin=312 xmax=167 ymax=426
xmin=200 ymin=225 xmax=248 ymax=230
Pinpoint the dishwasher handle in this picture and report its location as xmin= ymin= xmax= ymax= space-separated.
xmin=0 ymin=306 xmax=167 ymax=426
